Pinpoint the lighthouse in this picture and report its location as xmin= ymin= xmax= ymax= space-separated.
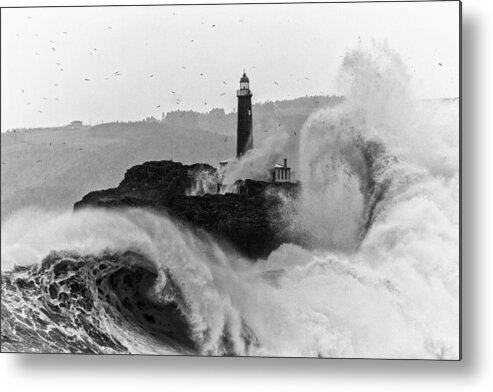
xmin=236 ymin=71 xmax=253 ymax=158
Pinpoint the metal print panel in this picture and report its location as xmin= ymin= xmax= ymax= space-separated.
xmin=0 ymin=1 xmax=461 ymax=359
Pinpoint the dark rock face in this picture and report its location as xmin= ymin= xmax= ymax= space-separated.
xmin=74 ymin=160 xmax=301 ymax=259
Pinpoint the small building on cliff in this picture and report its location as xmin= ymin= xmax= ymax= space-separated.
xmin=271 ymin=159 xmax=291 ymax=183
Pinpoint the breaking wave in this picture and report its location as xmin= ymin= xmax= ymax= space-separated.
xmin=1 ymin=43 xmax=459 ymax=358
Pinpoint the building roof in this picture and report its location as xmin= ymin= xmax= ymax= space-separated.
xmin=274 ymin=163 xmax=290 ymax=168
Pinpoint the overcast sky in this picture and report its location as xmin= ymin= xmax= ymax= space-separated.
xmin=1 ymin=1 xmax=459 ymax=130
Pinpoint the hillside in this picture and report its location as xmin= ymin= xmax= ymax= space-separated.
xmin=1 ymin=95 xmax=342 ymax=221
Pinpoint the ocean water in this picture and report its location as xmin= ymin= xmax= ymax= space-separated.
xmin=1 ymin=44 xmax=459 ymax=358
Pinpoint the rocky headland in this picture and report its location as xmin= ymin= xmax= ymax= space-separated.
xmin=74 ymin=160 xmax=301 ymax=259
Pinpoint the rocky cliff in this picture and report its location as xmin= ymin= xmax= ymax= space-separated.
xmin=74 ymin=160 xmax=301 ymax=259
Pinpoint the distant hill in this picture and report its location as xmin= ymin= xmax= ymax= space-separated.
xmin=165 ymin=95 xmax=343 ymax=137
xmin=1 ymin=95 xmax=342 ymax=221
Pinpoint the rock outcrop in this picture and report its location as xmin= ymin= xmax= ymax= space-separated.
xmin=74 ymin=160 xmax=301 ymax=259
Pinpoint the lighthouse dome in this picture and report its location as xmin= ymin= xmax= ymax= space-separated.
xmin=240 ymin=72 xmax=249 ymax=83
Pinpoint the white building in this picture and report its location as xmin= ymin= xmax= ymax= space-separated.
xmin=271 ymin=159 xmax=291 ymax=183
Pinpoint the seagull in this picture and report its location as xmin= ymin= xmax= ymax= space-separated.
xmin=42 ymin=97 xmax=48 ymax=100
xmin=21 ymin=89 xmax=24 ymax=93
xmin=108 ymin=26 xmax=112 ymax=29
xmin=26 ymin=102 xmax=31 ymax=105
xmin=274 ymin=81 xmax=279 ymax=85
xmin=304 ymin=76 xmax=310 ymax=80
xmin=93 ymin=48 xmax=97 ymax=51
xmin=200 ymin=73 xmax=203 ymax=76
xmin=171 ymin=91 xmax=176 ymax=94
xmin=84 ymin=78 xmax=90 ymax=81
xmin=181 ymin=66 xmax=187 ymax=69
xmin=35 ymin=52 xmax=40 ymax=56
xmin=56 ymin=62 xmax=61 ymax=65
xmin=54 ymin=83 xmax=58 ymax=86
xmin=104 ymin=77 xmax=109 ymax=80
xmin=63 ymin=31 xmax=68 ymax=34
xmin=60 ymin=68 xmax=64 ymax=71
xmin=149 ymin=74 xmax=154 ymax=77
xmin=156 ymin=105 xmax=161 ymax=108
xmin=224 ymin=137 xmax=228 ymax=143
xmin=204 ymin=102 xmax=208 ymax=105
xmin=38 ymin=110 xmax=43 ymax=113
xmin=438 ymin=62 xmax=443 ymax=67
xmin=222 ymin=81 xmax=227 ymax=85
xmin=191 ymin=39 xmax=194 ymax=43
xmin=49 ymin=40 xmax=54 ymax=43
xmin=219 ymin=93 xmax=226 ymax=96
xmin=212 ymin=24 xmax=216 ymax=27
xmin=51 ymin=47 xmax=55 ymax=51
xmin=55 ymin=98 xmax=59 ymax=101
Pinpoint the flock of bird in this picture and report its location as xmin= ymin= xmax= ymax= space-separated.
xmin=16 ymin=11 xmax=321 ymax=121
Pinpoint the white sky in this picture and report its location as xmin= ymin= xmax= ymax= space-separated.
xmin=1 ymin=1 xmax=460 ymax=130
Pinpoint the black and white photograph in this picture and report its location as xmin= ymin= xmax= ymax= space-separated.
xmin=1 ymin=1 xmax=460 ymax=360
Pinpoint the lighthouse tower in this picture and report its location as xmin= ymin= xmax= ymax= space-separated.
xmin=236 ymin=71 xmax=253 ymax=158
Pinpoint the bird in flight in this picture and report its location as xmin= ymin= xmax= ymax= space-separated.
xmin=42 ymin=97 xmax=48 ymax=100
xmin=438 ymin=62 xmax=443 ymax=67
xmin=149 ymin=74 xmax=154 ymax=77
xmin=222 ymin=81 xmax=227 ymax=85
xmin=54 ymin=83 xmax=58 ymax=86
xmin=304 ymin=76 xmax=310 ymax=80
xmin=156 ymin=105 xmax=161 ymax=108
xmin=84 ymin=78 xmax=91 ymax=81
xmin=224 ymin=137 xmax=228 ymax=143
xmin=56 ymin=62 xmax=61 ymax=65
xmin=274 ymin=82 xmax=279 ymax=85
xmin=108 ymin=26 xmax=112 ymax=29
xmin=219 ymin=93 xmax=226 ymax=96
xmin=191 ymin=39 xmax=194 ymax=43
xmin=212 ymin=24 xmax=216 ymax=27
xmin=21 ymin=89 xmax=24 ymax=93
xmin=51 ymin=47 xmax=56 ymax=51
xmin=35 ymin=52 xmax=40 ymax=56
xmin=63 ymin=31 xmax=68 ymax=34
xmin=37 ymin=110 xmax=43 ymax=113
xmin=104 ymin=77 xmax=109 ymax=80
xmin=171 ymin=91 xmax=176 ymax=94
